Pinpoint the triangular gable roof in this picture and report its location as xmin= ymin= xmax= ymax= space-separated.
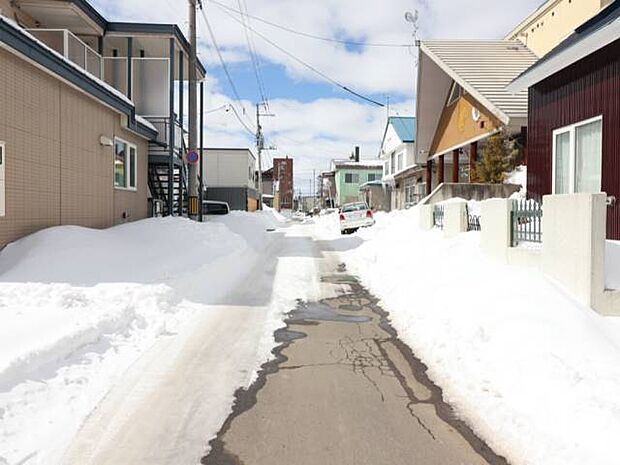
xmin=388 ymin=116 xmax=416 ymax=143
xmin=379 ymin=116 xmax=416 ymax=154
xmin=508 ymin=0 xmax=620 ymax=92
xmin=420 ymin=40 xmax=538 ymax=124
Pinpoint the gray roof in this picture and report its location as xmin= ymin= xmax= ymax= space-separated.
xmin=420 ymin=40 xmax=539 ymax=123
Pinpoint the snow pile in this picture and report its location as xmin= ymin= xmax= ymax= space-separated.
xmin=0 ymin=211 xmax=303 ymax=465
xmin=315 ymin=208 xmax=620 ymax=465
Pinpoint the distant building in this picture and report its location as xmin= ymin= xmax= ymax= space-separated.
xmin=202 ymin=148 xmax=259 ymax=211
xmin=331 ymin=159 xmax=383 ymax=206
xmin=273 ymin=157 xmax=294 ymax=210
xmin=379 ymin=116 xmax=424 ymax=209
xmin=319 ymin=171 xmax=337 ymax=208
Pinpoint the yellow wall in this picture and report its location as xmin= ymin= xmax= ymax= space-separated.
xmin=430 ymin=92 xmax=500 ymax=157
xmin=507 ymin=0 xmax=611 ymax=57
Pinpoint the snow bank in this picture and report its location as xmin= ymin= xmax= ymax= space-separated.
xmin=0 ymin=211 xmax=298 ymax=465
xmin=315 ymin=208 xmax=620 ymax=465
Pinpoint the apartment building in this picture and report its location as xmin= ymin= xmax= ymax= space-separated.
xmin=0 ymin=0 xmax=205 ymax=246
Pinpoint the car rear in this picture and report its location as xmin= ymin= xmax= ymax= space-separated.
xmin=339 ymin=202 xmax=374 ymax=233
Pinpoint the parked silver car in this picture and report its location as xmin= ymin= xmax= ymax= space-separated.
xmin=339 ymin=202 xmax=375 ymax=234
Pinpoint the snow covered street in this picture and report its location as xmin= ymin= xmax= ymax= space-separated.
xmin=2 ymin=208 xmax=620 ymax=465
xmin=0 ymin=211 xmax=322 ymax=465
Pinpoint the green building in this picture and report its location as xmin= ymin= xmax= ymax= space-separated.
xmin=331 ymin=159 xmax=383 ymax=206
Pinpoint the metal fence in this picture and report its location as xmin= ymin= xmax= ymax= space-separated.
xmin=511 ymin=198 xmax=543 ymax=246
xmin=466 ymin=205 xmax=481 ymax=231
xmin=433 ymin=204 xmax=444 ymax=229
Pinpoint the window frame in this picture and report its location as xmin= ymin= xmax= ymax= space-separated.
xmin=447 ymin=81 xmax=463 ymax=107
xmin=114 ymin=137 xmax=138 ymax=191
xmin=551 ymin=115 xmax=603 ymax=195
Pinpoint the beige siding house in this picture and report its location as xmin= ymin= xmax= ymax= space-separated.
xmin=0 ymin=0 xmax=206 ymax=247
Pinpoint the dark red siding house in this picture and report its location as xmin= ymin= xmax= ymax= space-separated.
xmin=508 ymin=0 xmax=620 ymax=239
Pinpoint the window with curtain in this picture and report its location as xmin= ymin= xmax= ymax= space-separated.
xmin=552 ymin=117 xmax=602 ymax=195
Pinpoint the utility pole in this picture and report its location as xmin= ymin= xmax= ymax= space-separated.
xmin=188 ymin=0 xmax=199 ymax=219
xmin=312 ymin=169 xmax=316 ymax=212
xmin=255 ymin=102 xmax=274 ymax=210
xmin=256 ymin=103 xmax=264 ymax=210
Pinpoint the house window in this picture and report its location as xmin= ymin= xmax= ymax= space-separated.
xmin=368 ymin=173 xmax=378 ymax=182
xmin=345 ymin=173 xmax=359 ymax=184
xmin=552 ymin=116 xmax=602 ymax=194
xmin=114 ymin=138 xmax=137 ymax=190
xmin=397 ymin=152 xmax=404 ymax=172
xmin=390 ymin=152 xmax=396 ymax=174
xmin=447 ymin=81 xmax=463 ymax=106
xmin=384 ymin=162 xmax=389 ymax=176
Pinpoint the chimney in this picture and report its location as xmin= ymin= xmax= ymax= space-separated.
xmin=354 ymin=146 xmax=360 ymax=162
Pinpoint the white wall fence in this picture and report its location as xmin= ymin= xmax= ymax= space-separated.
xmin=419 ymin=194 xmax=620 ymax=316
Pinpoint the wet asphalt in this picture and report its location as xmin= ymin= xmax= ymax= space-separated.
xmin=201 ymin=264 xmax=508 ymax=465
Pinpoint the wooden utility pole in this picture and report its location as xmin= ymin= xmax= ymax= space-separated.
xmin=188 ymin=0 xmax=199 ymax=219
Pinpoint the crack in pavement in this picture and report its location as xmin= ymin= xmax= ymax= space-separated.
xmin=201 ymin=263 xmax=510 ymax=465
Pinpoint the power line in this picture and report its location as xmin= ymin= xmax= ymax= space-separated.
xmin=207 ymin=0 xmax=412 ymax=49
xmin=198 ymin=3 xmax=256 ymax=131
xmin=211 ymin=1 xmax=385 ymax=107
xmin=237 ymin=0 xmax=269 ymax=109
xmin=200 ymin=4 xmax=246 ymax=117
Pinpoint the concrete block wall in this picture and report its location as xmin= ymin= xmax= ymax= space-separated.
xmin=443 ymin=201 xmax=467 ymax=238
xmin=479 ymin=193 xmax=619 ymax=316
xmin=419 ymin=204 xmax=434 ymax=231
xmin=480 ymin=199 xmax=512 ymax=260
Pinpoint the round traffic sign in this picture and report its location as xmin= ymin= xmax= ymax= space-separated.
xmin=186 ymin=150 xmax=199 ymax=165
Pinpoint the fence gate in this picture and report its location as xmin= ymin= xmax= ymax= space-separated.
xmin=433 ymin=204 xmax=444 ymax=230
xmin=511 ymin=198 xmax=543 ymax=246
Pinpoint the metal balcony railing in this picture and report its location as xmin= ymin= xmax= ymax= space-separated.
xmin=27 ymin=29 xmax=103 ymax=79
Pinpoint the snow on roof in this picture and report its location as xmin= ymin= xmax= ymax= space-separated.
xmin=420 ymin=40 xmax=538 ymax=123
xmin=332 ymin=159 xmax=383 ymax=169
xmin=135 ymin=115 xmax=157 ymax=133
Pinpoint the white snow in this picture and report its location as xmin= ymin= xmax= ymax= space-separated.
xmin=0 ymin=211 xmax=318 ymax=465
xmin=314 ymin=207 xmax=620 ymax=465
xmin=506 ymin=165 xmax=527 ymax=196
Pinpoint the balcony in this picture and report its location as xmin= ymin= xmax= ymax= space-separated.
xmin=27 ymin=29 xmax=103 ymax=79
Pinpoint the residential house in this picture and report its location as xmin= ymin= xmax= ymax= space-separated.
xmin=202 ymin=148 xmax=259 ymax=211
xmin=414 ymin=0 xmax=609 ymax=203
xmin=261 ymin=167 xmax=274 ymax=208
xmin=508 ymin=0 xmax=620 ymax=239
xmin=359 ymin=180 xmax=389 ymax=211
xmin=272 ymin=157 xmax=294 ymax=211
xmin=331 ymin=159 xmax=383 ymax=206
xmin=416 ymin=40 xmax=537 ymax=197
xmin=505 ymin=0 xmax=614 ymax=57
xmin=379 ymin=116 xmax=424 ymax=209
xmin=319 ymin=171 xmax=336 ymax=208
xmin=0 ymin=0 xmax=206 ymax=247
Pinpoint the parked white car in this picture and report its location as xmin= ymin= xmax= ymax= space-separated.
xmin=339 ymin=202 xmax=375 ymax=234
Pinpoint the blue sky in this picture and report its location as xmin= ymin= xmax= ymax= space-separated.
xmin=91 ymin=0 xmax=541 ymax=193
